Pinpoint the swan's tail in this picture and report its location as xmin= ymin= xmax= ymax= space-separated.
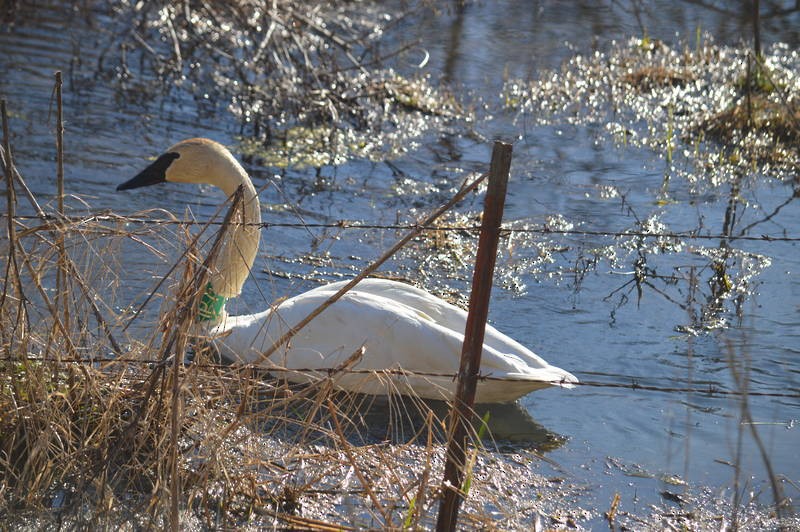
xmin=471 ymin=368 xmax=577 ymax=403
xmin=504 ymin=367 xmax=579 ymax=389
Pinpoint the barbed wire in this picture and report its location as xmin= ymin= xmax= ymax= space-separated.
xmin=4 ymin=212 xmax=800 ymax=243
xmin=3 ymin=204 xmax=798 ymax=402
xmin=3 ymin=354 xmax=799 ymax=400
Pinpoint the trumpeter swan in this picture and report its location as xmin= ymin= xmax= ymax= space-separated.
xmin=117 ymin=138 xmax=577 ymax=403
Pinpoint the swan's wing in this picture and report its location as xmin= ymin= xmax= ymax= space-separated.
xmin=215 ymin=289 xmax=465 ymax=373
xmin=211 ymin=286 xmax=575 ymax=401
xmin=308 ymin=279 xmax=571 ymax=375
xmin=304 ymin=279 xmax=464 ymax=330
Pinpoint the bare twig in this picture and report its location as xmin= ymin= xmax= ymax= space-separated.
xmin=725 ymin=339 xmax=790 ymax=526
xmin=54 ymin=71 xmax=70 ymax=360
xmin=1 ymin=99 xmax=28 ymax=356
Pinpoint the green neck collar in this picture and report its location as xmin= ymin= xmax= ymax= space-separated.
xmin=197 ymin=282 xmax=227 ymax=322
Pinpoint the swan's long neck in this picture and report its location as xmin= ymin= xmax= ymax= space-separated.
xmin=206 ymin=154 xmax=261 ymax=304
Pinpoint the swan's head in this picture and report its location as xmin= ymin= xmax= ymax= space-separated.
xmin=117 ymin=138 xmax=247 ymax=196
xmin=117 ymin=138 xmax=261 ymax=301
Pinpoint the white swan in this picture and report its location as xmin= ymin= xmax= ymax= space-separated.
xmin=118 ymin=138 xmax=577 ymax=403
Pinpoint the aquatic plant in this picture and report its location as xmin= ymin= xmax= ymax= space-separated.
xmin=81 ymin=0 xmax=470 ymax=168
xmin=498 ymin=36 xmax=799 ymax=333
xmin=504 ymin=36 xmax=800 ymax=182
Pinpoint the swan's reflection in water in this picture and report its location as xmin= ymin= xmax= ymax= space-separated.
xmin=327 ymin=392 xmax=566 ymax=452
xmin=246 ymin=373 xmax=566 ymax=452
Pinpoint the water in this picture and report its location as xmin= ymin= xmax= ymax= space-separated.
xmin=2 ymin=0 xmax=799 ymax=524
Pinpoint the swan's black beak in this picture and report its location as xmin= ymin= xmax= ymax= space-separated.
xmin=117 ymin=152 xmax=180 ymax=191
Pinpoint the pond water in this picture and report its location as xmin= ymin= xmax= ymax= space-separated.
xmin=2 ymin=0 xmax=799 ymax=526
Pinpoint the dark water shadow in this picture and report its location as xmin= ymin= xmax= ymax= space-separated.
xmin=246 ymin=377 xmax=564 ymax=452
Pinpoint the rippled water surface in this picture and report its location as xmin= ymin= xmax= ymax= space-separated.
xmin=2 ymin=0 xmax=799 ymax=524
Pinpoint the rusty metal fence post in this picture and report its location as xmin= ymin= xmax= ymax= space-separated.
xmin=436 ymin=141 xmax=512 ymax=531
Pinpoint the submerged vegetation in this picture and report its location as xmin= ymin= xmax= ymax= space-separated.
xmin=504 ymin=36 xmax=800 ymax=180
xmin=501 ymin=36 xmax=798 ymax=333
xmin=99 ymin=0 xmax=467 ymax=166
xmin=2 ymin=0 xmax=799 ymax=530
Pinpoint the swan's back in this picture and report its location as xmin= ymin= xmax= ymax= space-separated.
xmin=212 ymin=278 xmax=576 ymax=403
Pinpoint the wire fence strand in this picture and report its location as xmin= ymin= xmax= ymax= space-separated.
xmin=3 ymin=355 xmax=799 ymax=400
xmin=4 ymin=213 xmax=800 ymax=243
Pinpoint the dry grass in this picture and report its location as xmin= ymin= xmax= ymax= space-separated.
xmin=621 ymin=65 xmax=694 ymax=90
xmin=0 ymin=191 xmax=434 ymax=528
xmin=701 ymin=93 xmax=800 ymax=146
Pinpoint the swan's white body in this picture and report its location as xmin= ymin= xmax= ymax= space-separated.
xmin=119 ymin=138 xmax=577 ymax=403
xmin=211 ymin=278 xmax=575 ymax=402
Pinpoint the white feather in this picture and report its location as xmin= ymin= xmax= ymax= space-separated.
xmin=212 ymin=278 xmax=577 ymax=403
